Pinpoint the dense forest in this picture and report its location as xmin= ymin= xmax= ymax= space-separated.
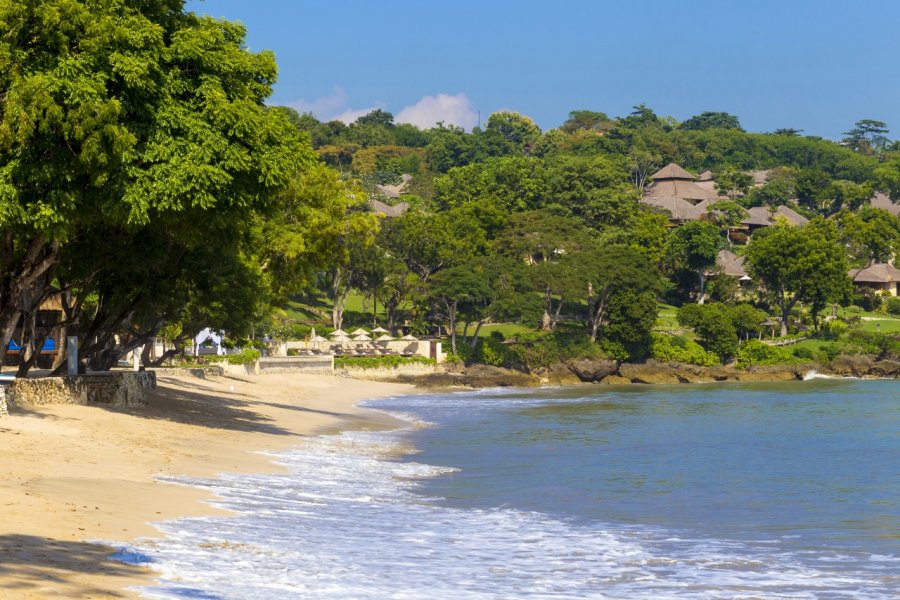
xmin=1 ymin=1 xmax=899 ymax=376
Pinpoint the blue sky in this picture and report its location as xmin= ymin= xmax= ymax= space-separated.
xmin=188 ymin=0 xmax=900 ymax=139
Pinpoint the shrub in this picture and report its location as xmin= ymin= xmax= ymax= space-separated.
xmin=677 ymin=303 xmax=738 ymax=360
xmin=735 ymin=340 xmax=792 ymax=368
xmin=820 ymin=342 xmax=847 ymax=362
xmin=227 ymin=348 xmax=261 ymax=365
xmin=845 ymin=330 xmax=900 ymax=360
xmin=821 ymin=319 xmax=848 ymax=340
xmin=502 ymin=332 xmax=609 ymax=370
xmin=203 ymin=348 xmax=260 ymax=365
xmin=335 ymin=355 xmax=436 ymax=369
xmin=886 ymin=297 xmax=900 ymax=316
xmin=852 ymin=291 xmax=883 ymax=312
xmin=650 ymin=334 xmax=720 ymax=366
xmin=792 ymin=346 xmax=815 ymax=360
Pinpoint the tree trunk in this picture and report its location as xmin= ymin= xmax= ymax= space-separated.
xmin=0 ymin=237 xmax=60 ymax=369
xmin=541 ymin=287 xmax=553 ymax=331
xmin=551 ymin=298 xmax=564 ymax=331
xmin=698 ymin=271 xmax=707 ymax=305
xmin=590 ymin=295 xmax=608 ymax=343
xmin=778 ymin=290 xmax=797 ymax=337
xmin=331 ymin=268 xmax=352 ymax=330
xmin=447 ymin=300 xmax=458 ymax=355
xmin=470 ymin=321 xmax=484 ymax=348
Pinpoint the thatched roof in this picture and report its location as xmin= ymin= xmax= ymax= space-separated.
xmin=740 ymin=205 xmax=808 ymax=227
xmin=715 ymin=249 xmax=749 ymax=278
xmin=698 ymin=170 xmax=714 ymax=182
xmin=849 ymin=263 xmax=900 ymax=283
xmin=374 ymin=173 xmax=412 ymax=199
xmin=750 ymin=169 xmax=773 ymax=187
xmin=644 ymin=179 xmax=720 ymax=203
xmin=651 ymin=163 xmax=696 ymax=181
xmin=370 ymin=198 xmax=409 ymax=218
xmin=868 ymin=192 xmax=900 ymax=217
xmin=642 ymin=196 xmax=708 ymax=222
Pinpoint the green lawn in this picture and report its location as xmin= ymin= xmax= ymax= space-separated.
xmin=655 ymin=303 xmax=682 ymax=331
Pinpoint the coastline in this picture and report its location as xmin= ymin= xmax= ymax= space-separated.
xmin=0 ymin=372 xmax=415 ymax=599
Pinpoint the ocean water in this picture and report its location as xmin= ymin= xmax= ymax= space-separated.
xmin=113 ymin=379 xmax=900 ymax=599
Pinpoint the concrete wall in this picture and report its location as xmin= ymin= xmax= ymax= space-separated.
xmin=6 ymin=371 xmax=157 ymax=409
xmin=220 ymin=361 xmax=260 ymax=376
xmin=259 ymin=355 xmax=334 ymax=374
xmin=336 ymin=362 xmax=436 ymax=381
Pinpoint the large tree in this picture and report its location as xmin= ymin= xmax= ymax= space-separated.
xmin=665 ymin=220 xmax=725 ymax=304
xmin=0 ymin=0 xmax=311 ymax=368
xmin=745 ymin=221 xmax=851 ymax=335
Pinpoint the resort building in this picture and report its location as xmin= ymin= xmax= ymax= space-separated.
xmin=4 ymin=294 xmax=64 ymax=369
xmin=867 ymin=192 xmax=900 ymax=217
xmin=849 ymin=263 xmax=900 ymax=296
xmin=642 ymin=163 xmax=718 ymax=223
xmin=714 ymin=249 xmax=750 ymax=280
xmin=369 ymin=198 xmax=409 ymax=218
xmin=740 ymin=205 xmax=808 ymax=233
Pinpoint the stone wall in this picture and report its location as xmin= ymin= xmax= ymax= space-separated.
xmin=7 ymin=371 xmax=157 ymax=409
xmin=336 ymin=362 xmax=436 ymax=381
xmin=220 ymin=361 xmax=260 ymax=376
xmin=259 ymin=356 xmax=334 ymax=374
xmin=0 ymin=386 xmax=8 ymax=416
xmin=151 ymin=366 xmax=224 ymax=379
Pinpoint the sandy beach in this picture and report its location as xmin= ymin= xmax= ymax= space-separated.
xmin=0 ymin=372 xmax=413 ymax=599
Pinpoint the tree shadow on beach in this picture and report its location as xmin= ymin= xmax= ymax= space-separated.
xmin=0 ymin=534 xmax=145 ymax=598
xmin=91 ymin=376 xmax=359 ymax=436
xmin=94 ymin=383 xmax=297 ymax=436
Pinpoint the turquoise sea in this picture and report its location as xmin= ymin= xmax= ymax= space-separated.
xmin=117 ymin=379 xmax=899 ymax=598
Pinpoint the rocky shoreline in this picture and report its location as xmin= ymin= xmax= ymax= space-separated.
xmin=400 ymin=354 xmax=900 ymax=389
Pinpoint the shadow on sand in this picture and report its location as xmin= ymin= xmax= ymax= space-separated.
xmin=0 ymin=534 xmax=146 ymax=598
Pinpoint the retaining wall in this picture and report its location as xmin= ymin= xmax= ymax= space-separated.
xmin=259 ymin=355 xmax=334 ymax=374
xmin=336 ymin=362 xmax=436 ymax=381
xmin=6 ymin=371 xmax=157 ymax=410
xmin=151 ymin=366 xmax=224 ymax=379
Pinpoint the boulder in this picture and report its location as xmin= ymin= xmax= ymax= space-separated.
xmin=533 ymin=363 xmax=583 ymax=386
xmin=734 ymin=364 xmax=805 ymax=382
xmin=564 ymin=358 xmax=619 ymax=383
xmin=868 ymin=359 xmax=900 ymax=378
xmin=598 ymin=374 xmax=632 ymax=385
xmin=618 ymin=361 xmax=681 ymax=385
xmin=462 ymin=364 xmax=542 ymax=388
xmin=828 ymin=354 xmax=878 ymax=377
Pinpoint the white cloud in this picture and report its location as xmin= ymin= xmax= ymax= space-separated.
xmin=288 ymin=86 xmax=350 ymax=120
xmin=396 ymin=93 xmax=478 ymax=130
xmin=331 ymin=105 xmax=383 ymax=124
xmin=287 ymin=86 xmax=383 ymax=124
xmin=286 ymin=89 xmax=478 ymax=128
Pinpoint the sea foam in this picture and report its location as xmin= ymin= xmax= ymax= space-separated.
xmin=109 ymin=419 xmax=898 ymax=599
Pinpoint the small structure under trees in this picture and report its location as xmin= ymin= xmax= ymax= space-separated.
xmin=849 ymin=263 xmax=900 ymax=296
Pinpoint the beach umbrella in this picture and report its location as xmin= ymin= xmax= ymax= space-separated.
xmin=350 ymin=328 xmax=369 ymax=336
xmin=309 ymin=327 xmax=317 ymax=339
xmin=375 ymin=334 xmax=394 ymax=341
xmin=331 ymin=333 xmax=351 ymax=342
xmin=372 ymin=326 xmax=389 ymax=334
xmin=400 ymin=334 xmax=419 ymax=341
xmin=353 ymin=333 xmax=372 ymax=341
xmin=310 ymin=335 xmax=328 ymax=343
xmin=329 ymin=328 xmax=347 ymax=337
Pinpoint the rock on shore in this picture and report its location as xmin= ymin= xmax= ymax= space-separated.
xmin=402 ymin=355 xmax=899 ymax=389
